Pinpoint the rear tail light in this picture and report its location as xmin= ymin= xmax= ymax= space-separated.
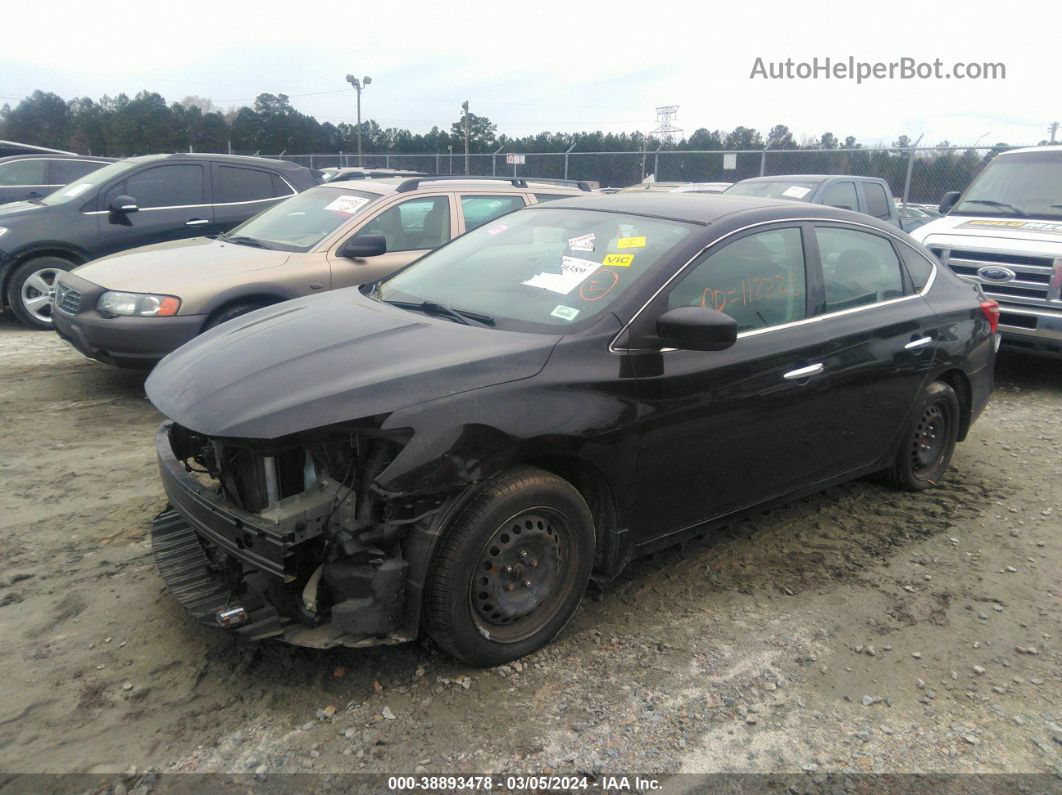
xmin=980 ymin=299 xmax=1000 ymax=334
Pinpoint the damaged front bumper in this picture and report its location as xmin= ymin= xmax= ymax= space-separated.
xmin=152 ymin=421 xmax=419 ymax=649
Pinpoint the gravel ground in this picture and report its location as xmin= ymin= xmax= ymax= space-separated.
xmin=0 ymin=316 xmax=1058 ymax=784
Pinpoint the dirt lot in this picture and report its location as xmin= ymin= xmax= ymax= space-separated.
xmin=0 ymin=316 xmax=1058 ymax=784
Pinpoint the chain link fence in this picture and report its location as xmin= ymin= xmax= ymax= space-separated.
xmin=261 ymin=146 xmax=1021 ymax=206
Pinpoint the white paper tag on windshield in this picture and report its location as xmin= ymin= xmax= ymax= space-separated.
xmin=568 ymin=233 xmax=595 ymax=251
xmin=551 ymin=305 xmax=580 ymax=321
xmin=781 ymin=185 xmax=811 ymax=199
xmin=65 ymin=183 xmax=93 ymax=197
xmin=522 ymin=256 xmax=600 ymax=295
xmin=325 ymin=195 xmax=370 ymax=214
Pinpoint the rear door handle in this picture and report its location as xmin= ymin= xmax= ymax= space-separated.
xmin=783 ymin=363 xmax=824 ymax=380
xmin=904 ymin=336 xmax=932 ymax=350
xmin=185 ymin=218 xmax=210 ymax=226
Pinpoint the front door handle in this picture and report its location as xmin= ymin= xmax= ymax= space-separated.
xmin=904 ymin=336 xmax=932 ymax=350
xmin=783 ymin=363 xmax=825 ymax=381
xmin=185 ymin=218 xmax=210 ymax=226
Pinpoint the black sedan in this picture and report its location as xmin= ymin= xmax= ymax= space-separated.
xmin=144 ymin=193 xmax=997 ymax=666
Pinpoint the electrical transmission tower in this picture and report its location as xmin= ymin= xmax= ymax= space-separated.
xmin=651 ymin=105 xmax=682 ymax=143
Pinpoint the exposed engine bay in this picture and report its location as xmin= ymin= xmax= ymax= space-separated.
xmin=153 ymin=421 xmax=449 ymax=648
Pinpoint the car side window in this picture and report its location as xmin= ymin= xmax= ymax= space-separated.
xmin=899 ymin=244 xmax=934 ymax=291
xmin=271 ymin=174 xmax=295 ymax=198
xmin=820 ymin=181 xmax=858 ymax=211
xmin=666 ymin=227 xmax=807 ymax=333
xmin=816 ymin=226 xmax=905 ymax=312
xmin=862 ymin=182 xmax=892 ymax=219
xmin=109 ymin=165 xmax=206 ymax=209
xmin=51 ymin=159 xmax=102 ymax=185
xmin=217 ymin=166 xmax=275 ymax=204
xmin=354 ymin=196 xmax=450 ymax=252
xmin=461 ymin=195 xmax=526 ymax=231
xmin=0 ymin=159 xmax=47 ymax=186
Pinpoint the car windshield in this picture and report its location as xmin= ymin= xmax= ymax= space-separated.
xmin=952 ymin=150 xmax=1062 ymax=219
xmin=39 ymin=160 xmax=138 ymax=205
xmin=378 ymin=207 xmax=696 ymax=332
xmin=222 ymin=186 xmax=380 ymax=252
xmin=725 ymin=180 xmax=819 ymax=200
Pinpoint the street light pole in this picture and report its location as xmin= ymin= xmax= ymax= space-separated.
xmin=462 ymin=100 xmax=470 ymax=175
xmin=345 ymin=73 xmax=372 ymax=166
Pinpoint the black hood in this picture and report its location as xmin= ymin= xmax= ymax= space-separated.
xmin=145 ymin=288 xmax=561 ymax=439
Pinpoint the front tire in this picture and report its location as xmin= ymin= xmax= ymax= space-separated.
xmin=425 ymin=466 xmax=595 ymax=667
xmin=203 ymin=300 xmax=270 ymax=331
xmin=7 ymin=257 xmax=73 ymax=329
xmin=884 ymin=380 xmax=960 ymax=491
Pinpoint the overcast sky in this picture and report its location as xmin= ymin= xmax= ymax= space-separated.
xmin=2 ymin=0 xmax=1054 ymax=148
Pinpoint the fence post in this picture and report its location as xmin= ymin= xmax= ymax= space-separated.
xmin=564 ymin=143 xmax=576 ymax=180
xmin=759 ymin=141 xmax=772 ymax=177
xmin=493 ymin=144 xmax=504 ymax=176
xmin=901 ymin=134 xmax=924 ymax=210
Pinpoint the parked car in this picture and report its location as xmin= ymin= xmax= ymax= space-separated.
xmin=911 ymin=145 xmax=1062 ymax=357
xmin=725 ymin=175 xmax=901 ymax=228
xmin=0 ymin=153 xmax=319 ymax=329
xmin=52 ymin=176 xmax=588 ymax=367
xmin=145 ymin=192 xmax=996 ymax=666
xmin=670 ymin=182 xmax=732 ymax=194
xmin=0 ymin=154 xmax=114 ymax=205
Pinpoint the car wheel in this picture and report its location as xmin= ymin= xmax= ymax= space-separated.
xmin=884 ymin=380 xmax=960 ymax=491
xmin=6 ymin=257 xmax=72 ymax=330
xmin=203 ymin=301 xmax=270 ymax=331
xmin=424 ymin=466 xmax=595 ymax=667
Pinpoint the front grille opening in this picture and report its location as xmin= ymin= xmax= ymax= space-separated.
xmin=979 ymin=284 xmax=1048 ymax=299
xmin=949 ymin=249 xmax=1054 ymax=268
xmin=55 ymin=284 xmax=81 ymax=314
xmin=999 ymin=312 xmax=1038 ymax=330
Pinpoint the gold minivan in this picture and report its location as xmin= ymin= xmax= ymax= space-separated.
xmin=52 ymin=176 xmax=586 ymax=368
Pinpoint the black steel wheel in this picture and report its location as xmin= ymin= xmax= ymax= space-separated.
xmin=884 ymin=380 xmax=960 ymax=491
xmin=425 ymin=466 xmax=595 ymax=666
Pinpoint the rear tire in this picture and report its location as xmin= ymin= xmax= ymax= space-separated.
xmin=203 ymin=300 xmax=270 ymax=331
xmin=424 ymin=466 xmax=595 ymax=667
xmin=883 ymin=380 xmax=960 ymax=491
xmin=7 ymin=256 xmax=73 ymax=330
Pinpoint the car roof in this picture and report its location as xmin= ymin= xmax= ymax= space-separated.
xmin=0 ymin=153 xmax=115 ymax=164
xmin=736 ymin=174 xmax=883 ymax=184
xmin=313 ymin=176 xmax=588 ymax=196
xmin=119 ymin=153 xmax=310 ymax=172
xmin=524 ymin=192 xmax=893 ymax=228
xmin=994 ymin=144 xmax=1062 ymax=157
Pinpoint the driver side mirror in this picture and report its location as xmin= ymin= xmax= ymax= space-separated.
xmin=339 ymin=234 xmax=387 ymax=260
xmin=108 ymin=195 xmax=139 ymax=214
xmin=656 ymin=306 xmax=737 ymax=351
xmin=939 ymin=191 xmax=960 ymax=215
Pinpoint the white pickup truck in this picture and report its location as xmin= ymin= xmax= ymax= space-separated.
xmin=910 ymin=145 xmax=1062 ymax=357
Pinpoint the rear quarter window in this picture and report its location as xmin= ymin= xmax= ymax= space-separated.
xmin=863 ymin=182 xmax=892 ymax=219
xmin=899 ymin=244 xmax=934 ymax=291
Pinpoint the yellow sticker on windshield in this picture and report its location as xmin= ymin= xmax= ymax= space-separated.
xmin=602 ymin=254 xmax=634 ymax=267
xmin=616 ymin=236 xmax=646 ymax=249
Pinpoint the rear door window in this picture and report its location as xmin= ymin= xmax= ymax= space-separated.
xmin=820 ymin=181 xmax=858 ymax=211
xmin=108 ymin=164 xmax=206 ymax=208
xmin=461 ymin=194 xmax=526 ymax=231
xmin=862 ymin=182 xmax=893 ymax=219
xmin=0 ymin=159 xmax=48 ymax=186
xmin=217 ymin=166 xmax=275 ymax=204
xmin=815 ymin=225 xmax=905 ymax=312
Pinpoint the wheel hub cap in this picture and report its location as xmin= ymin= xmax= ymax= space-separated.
xmin=20 ymin=268 xmax=62 ymax=324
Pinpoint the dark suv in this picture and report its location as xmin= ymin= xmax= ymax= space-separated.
xmin=0 ymin=154 xmax=114 ymax=204
xmin=0 ymin=153 xmax=319 ymax=328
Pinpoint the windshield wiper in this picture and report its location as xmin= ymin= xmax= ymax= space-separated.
xmin=221 ymin=235 xmax=273 ymax=249
xmin=961 ymin=199 xmax=1027 ymax=216
xmin=384 ymin=299 xmax=495 ymax=326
